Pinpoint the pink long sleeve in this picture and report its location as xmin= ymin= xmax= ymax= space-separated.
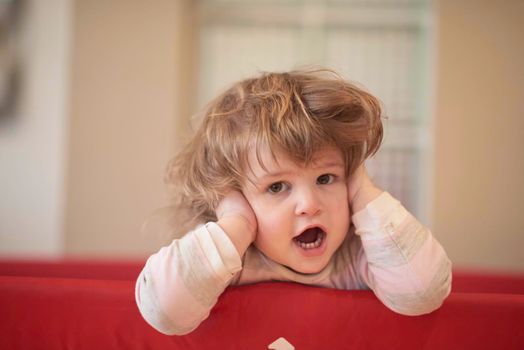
xmin=352 ymin=192 xmax=452 ymax=315
xmin=135 ymin=223 xmax=242 ymax=335
xmin=135 ymin=192 xmax=452 ymax=335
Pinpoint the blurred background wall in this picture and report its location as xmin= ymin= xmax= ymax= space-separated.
xmin=434 ymin=0 xmax=523 ymax=271
xmin=0 ymin=0 xmax=71 ymax=257
xmin=0 ymin=0 xmax=522 ymax=272
xmin=64 ymin=0 xmax=184 ymax=257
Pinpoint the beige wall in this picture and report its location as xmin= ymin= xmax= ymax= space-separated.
xmin=0 ymin=0 xmax=72 ymax=257
xmin=434 ymin=0 xmax=524 ymax=271
xmin=64 ymin=0 xmax=193 ymax=257
xmin=61 ymin=0 xmax=524 ymax=270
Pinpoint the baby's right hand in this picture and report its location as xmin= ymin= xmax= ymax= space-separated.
xmin=216 ymin=191 xmax=257 ymax=254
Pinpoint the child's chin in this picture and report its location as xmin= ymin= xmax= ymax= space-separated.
xmin=288 ymin=261 xmax=328 ymax=275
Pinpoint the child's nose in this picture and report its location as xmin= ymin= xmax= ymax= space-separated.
xmin=294 ymin=188 xmax=321 ymax=216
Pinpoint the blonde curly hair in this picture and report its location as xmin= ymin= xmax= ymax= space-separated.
xmin=164 ymin=69 xmax=384 ymax=237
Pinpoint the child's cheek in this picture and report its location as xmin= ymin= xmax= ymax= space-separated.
xmin=334 ymin=188 xmax=351 ymax=229
xmin=249 ymin=202 xmax=278 ymax=242
xmin=244 ymin=197 xmax=270 ymax=233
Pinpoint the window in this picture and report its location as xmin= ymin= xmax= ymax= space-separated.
xmin=195 ymin=0 xmax=435 ymax=223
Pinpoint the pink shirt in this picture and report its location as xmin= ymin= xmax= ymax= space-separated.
xmin=135 ymin=192 xmax=452 ymax=335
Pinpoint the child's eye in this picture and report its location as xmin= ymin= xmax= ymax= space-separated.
xmin=317 ymin=174 xmax=335 ymax=185
xmin=268 ymin=182 xmax=288 ymax=194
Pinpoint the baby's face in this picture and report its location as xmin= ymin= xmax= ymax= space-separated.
xmin=242 ymin=146 xmax=350 ymax=274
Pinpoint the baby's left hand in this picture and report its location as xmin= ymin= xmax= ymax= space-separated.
xmin=347 ymin=164 xmax=383 ymax=214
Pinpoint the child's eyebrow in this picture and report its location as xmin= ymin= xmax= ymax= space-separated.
xmin=310 ymin=161 xmax=345 ymax=169
xmin=255 ymin=170 xmax=294 ymax=181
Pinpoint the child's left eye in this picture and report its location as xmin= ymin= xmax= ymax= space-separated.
xmin=317 ymin=174 xmax=334 ymax=185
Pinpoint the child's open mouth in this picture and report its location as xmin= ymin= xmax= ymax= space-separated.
xmin=293 ymin=227 xmax=326 ymax=250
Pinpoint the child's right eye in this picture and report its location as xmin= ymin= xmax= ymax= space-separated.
xmin=268 ymin=182 xmax=287 ymax=194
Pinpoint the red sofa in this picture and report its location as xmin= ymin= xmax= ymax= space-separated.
xmin=1 ymin=260 xmax=523 ymax=349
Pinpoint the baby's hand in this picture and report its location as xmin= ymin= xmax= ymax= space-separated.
xmin=347 ymin=165 xmax=383 ymax=214
xmin=216 ymin=191 xmax=257 ymax=255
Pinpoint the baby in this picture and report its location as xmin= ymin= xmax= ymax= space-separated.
xmin=135 ymin=69 xmax=452 ymax=335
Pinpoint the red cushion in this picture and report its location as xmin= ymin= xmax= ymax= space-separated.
xmin=0 ymin=259 xmax=142 ymax=280
xmin=4 ymin=259 xmax=524 ymax=294
xmin=1 ymin=275 xmax=523 ymax=349
xmin=452 ymin=269 xmax=524 ymax=294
